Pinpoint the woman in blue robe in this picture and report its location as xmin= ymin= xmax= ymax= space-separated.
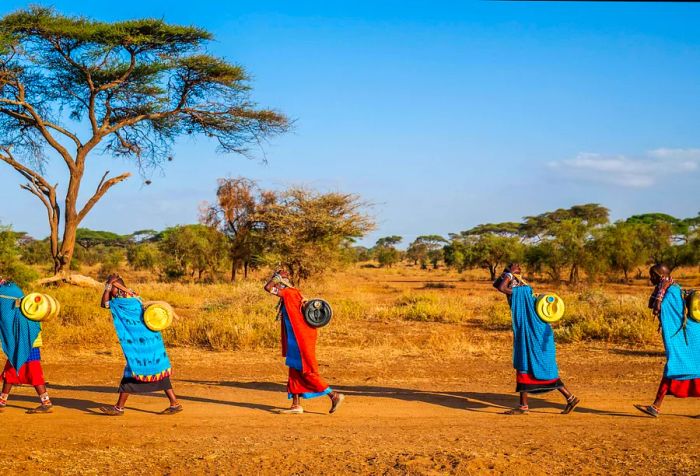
xmin=495 ymin=264 xmax=581 ymax=415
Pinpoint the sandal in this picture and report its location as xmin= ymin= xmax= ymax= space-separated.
xmin=503 ymin=407 xmax=529 ymax=415
xmin=99 ymin=405 xmax=124 ymax=416
xmin=634 ymin=404 xmax=660 ymax=418
xmin=562 ymin=396 xmax=580 ymax=415
xmin=279 ymin=405 xmax=304 ymax=414
xmin=329 ymin=393 xmax=345 ymax=414
xmin=160 ymin=404 xmax=183 ymax=415
xmin=27 ymin=403 xmax=53 ymax=414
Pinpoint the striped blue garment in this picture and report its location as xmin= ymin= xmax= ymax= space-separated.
xmin=109 ymin=297 xmax=172 ymax=381
xmin=0 ymin=283 xmax=41 ymax=370
xmin=510 ymin=285 xmax=560 ymax=381
xmin=660 ymin=284 xmax=700 ymax=380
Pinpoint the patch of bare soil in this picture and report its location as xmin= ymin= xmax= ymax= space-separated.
xmin=0 ymin=341 xmax=697 ymax=475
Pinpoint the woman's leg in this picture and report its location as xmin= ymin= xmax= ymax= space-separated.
xmin=159 ymin=388 xmax=183 ymax=414
xmin=558 ymin=386 xmax=572 ymax=400
xmin=115 ymin=392 xmax=129 ymax=408
xmin=0 ymin=381 xmax=12 ymax=408
xmin=559 ymin=385 xmax=580 ymax=414
xmin=634 ymin=378 xmax=668 ymax=417
xmin=652 ymin=378 xmax=669 ymax=410
xmin=520 ymin=391 xmax=529 ymax=409
xmin=504 ymin=392 xmax=529 ymax=415
xmin=34 ymin=383 xmax=52 ymax=406
xmin=328 ymin=390 xmax=345 ymax=414
xmin=165 ymin=388 xmax=179 ymax=406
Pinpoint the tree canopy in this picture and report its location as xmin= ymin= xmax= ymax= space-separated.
xmin=0 ymin=7 xmax=288 ymax=275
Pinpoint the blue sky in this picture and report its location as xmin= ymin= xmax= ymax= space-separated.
xmin=0 ymin=1 xmax=699 ymax=246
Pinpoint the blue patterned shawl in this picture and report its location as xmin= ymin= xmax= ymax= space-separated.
xmin=109 ymin=297 xmax=171 ymax=381
xmin=510 ymin=285 xmax=560 ymax=380
xmin=0 ymin=283 xmax=41 ymax=370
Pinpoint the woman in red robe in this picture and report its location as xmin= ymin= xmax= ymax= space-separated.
xmin=264 ymin=270 xmax=345 ymax=414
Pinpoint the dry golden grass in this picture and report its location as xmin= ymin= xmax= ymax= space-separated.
xmin=34 ymin=265 xmax=700 ymax=353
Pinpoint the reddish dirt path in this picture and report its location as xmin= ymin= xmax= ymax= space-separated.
xmin=0 ymin=343 xmax=698 ymax=475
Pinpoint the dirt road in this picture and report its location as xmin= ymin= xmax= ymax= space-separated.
xmin=0 ymin=341 xmax=698 ymax=475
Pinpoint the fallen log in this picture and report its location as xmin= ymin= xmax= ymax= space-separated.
xmin=34 ymin=273 xmax=103 ymax=289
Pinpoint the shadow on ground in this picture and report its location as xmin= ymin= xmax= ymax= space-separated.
xmin=180 ymin=380 xmax=644 ymax=418
xmin=47 ymin=383 xmax=279 ymax=414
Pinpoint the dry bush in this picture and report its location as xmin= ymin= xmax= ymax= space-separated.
xmin=478 ymin=288 xmax=658 ymax=344
xmin=554 ymin=289 xmax=658 ymax=344
xmin=31 ymin=266 xmax=680 ymax=352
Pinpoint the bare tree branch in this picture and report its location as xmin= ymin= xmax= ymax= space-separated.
xmin=15 ymin=82 xmax=76 ymax=170
xmin=77 ymin=171 xmax=131 ymax=222
xmin=0 ymin=106 xmax=83 ymax=148
xmin=96 ymin=170 xmax=109 ymax=192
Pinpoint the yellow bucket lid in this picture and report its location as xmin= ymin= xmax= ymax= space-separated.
xmin=689 ymin=291 xmax=700 ymax=323
xmin=143 ymin=303 xmax=173 ymax=332
xmin=536 ymin=293 xmax=565 ymax=323
xmin=21 ymin=293 xmax=55 ymax=322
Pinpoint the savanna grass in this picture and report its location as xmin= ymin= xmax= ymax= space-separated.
xmin=32 ymin=267 xmax=676 ymax=352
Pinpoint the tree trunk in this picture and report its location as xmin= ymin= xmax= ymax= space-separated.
xmin=244 ymin=261 xmax=249 ymax=279
xmin=55 ymin=167 xmax=83 ymax=275
xmin=488 ymin=265 xmax=497 ymax=281
xmin=569 ymin=264 xmax=579 ymax=284
xmin=230 ymin=259 xmax=237 ymax=282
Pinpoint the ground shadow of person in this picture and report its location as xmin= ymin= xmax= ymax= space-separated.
xmin=184 ymin=380 xmax=643 ymax=418
xmin=49 ymin=383 xmax=280 ymax=413
xmin=7 ymin=391 xmax=103 ymax=415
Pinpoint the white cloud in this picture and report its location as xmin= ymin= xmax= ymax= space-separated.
xmin=548 ymin=148 xmax=700 ymax=188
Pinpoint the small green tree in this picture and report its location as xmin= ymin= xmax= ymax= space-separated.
xmin=257 ymin=188 xmax=374 ymax=281
xmin=407 ymin=235 xmax=447 ymax=269
xmin=0 ymin=225 xmax=38 ymax=286
xmin=599 ymin=222 xmax=647 ymax=282
xmin=158 ymin=225 xmax=228 ymax=281
xmin=373 ymin=235 xmax=402 ymax=268
xmin=126 ymin=242 xmax=161 ymax=272
xmin=471 ymin=234 xmax=524 ymax=280
xmin=522 ymin=204 xmax=609 ymax=283
xmin=453 ymin=223 xmax=523 ymax=279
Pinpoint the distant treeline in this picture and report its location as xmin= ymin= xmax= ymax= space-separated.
xmin=365 ymin=204 xmax=700 ymax=283
xmin=1 ymin=200 xmax=698 ymax=286
xmin=0 ymin=178 xmax=373 ymax=284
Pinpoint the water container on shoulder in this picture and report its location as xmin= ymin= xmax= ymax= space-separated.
xmin=303 ymin=299 xmax=333 ymax=328
xmin=535 ymin=293 xmax=565 ymax=323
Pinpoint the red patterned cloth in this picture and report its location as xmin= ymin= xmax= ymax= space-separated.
xmin=515 ymin=371 xmax=564 ymax=394
xmin=659 ymin=377 xmax=700 ymax=398
xmin=2 ymin=359 xmax=45 ymax=386
xmin=278 ymin=287 xmax=320 ymax=374
xmin=287 ymin=367 xmax=330 ymax=398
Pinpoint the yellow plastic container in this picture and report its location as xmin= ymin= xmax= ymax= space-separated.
xmin=20 ymin=293 xmax=59 ymax=322
xmin=143 ymin=302 xmax=174 ymax=332
xmin=535 ymin=293 xmax=565 ymax=323
xmin=688 ymin=291 xmax=700 ymax=323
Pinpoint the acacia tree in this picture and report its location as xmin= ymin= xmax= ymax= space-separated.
xmin=522 ymin=204 xmax=609 ymax=283
xmin=600 ymin=222 xmax=647 ymax=282
xmin=201 ymin=177 xmax=268 ymax=281
xmin=258 ymin=188 xmax=374 ymax=282
xmin=373 ymin=235 xmax=402 ymax=268
xmin=0 ymin=7 xmax=288 ymax=276
xmin=451 ymin=223 xmax=523 ymax=279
